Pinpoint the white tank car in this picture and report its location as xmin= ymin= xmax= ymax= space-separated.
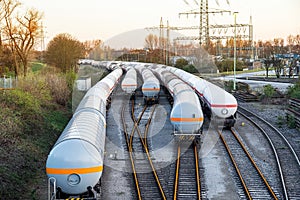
xmin=46 ymin=109 xmax=106 ymax=195
xmin=136 ymin=66 xmax=160 ymax=102
xmin=166 ymin=66 xmax=237 ymax=127
xmin=46 ymin=68 xmax=123 ymax=197
xmin=153 ymin=68 xmax=203 ymax=134
xmin=121 ymin=68 xmax=137 ymax=93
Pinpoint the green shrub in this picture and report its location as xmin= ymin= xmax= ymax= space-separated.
xmin=0 ymin=107 xmax=23 ymax=137
xmin=287 ymin=115 xmax=296 ymax=128
xmin=183 ymin=64 xmax=198 ymax=73
xmin=225 ymin=80 xmax=234 ymax=91
xmin=263 ymin=84 xmax=275 ymax=98
xmin=1 ymin=89 xmax=41 ymax=117
xmin=216 ymin=59 xmax=245 ymax=72
xmin=175 ymin=58 xmax=189 ymax=69
xmin=17 ymin=74 xmax=52 ymax=104
xmin=0 ymin=71 xmax=72 ymax=199
xmin=287 ymin=82 xmax=300 ymax=99
xmin=277 ymin=115 xmax=285 ymax=128
xmin=31 ymin=62 xmax=45 ymax=73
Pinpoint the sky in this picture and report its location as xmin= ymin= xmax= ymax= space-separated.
xmin=21 ymin=0 xmax=300 ymax=48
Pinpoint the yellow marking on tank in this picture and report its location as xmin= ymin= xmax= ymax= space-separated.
xmin=170 ymin=117 xmax=204 ymax=122
xmin=46 ymin=166 xmax=103 ymax=175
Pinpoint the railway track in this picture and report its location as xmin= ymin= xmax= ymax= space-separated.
xmin=238 ymin=106 xmax=300 ymax=199
xmin=218 ymin=128 xmax=280 ymax=199
xmin=121 ymin=97 xmax=166 ymax=200
xmin=173 ymin=143 xmax=202 ymax=200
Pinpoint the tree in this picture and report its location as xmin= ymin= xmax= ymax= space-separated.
xmin=45 ymin=33 xmax=85 ymax=73
xmin=145 ymin=34 xmax=158 ymax=51
xmin=175 ymin=58 xmax=188 ymax=69
xmin=1 ymin=0 xmax=42 ymax=77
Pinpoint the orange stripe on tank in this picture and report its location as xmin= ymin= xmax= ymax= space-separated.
xmin=142 ymin=88 xmax=160 ymax=91
xmin=171 ymin=117 xmax=204 ymax=122
xmin=46 ymin=166 xmax=103 ymax=175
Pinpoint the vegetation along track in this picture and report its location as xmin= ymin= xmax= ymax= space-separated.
xmin=238 ymin=106 xmax=300 ymax=199
xmin=217 ymin=128 xmax=280 ymax=199
xmin=173 ymin=143 xmax=202 ymax=200
xmin=121 ymin=98 xmax=166 ymax=200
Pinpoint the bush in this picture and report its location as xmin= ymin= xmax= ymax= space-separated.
xmin=46 ymin=73 xmax=71 ymax=106
xmin=216 ymin=59 xmax=245 ymax=72
xmin=287 ymin=115 xmax=296 ymax=128
xmin=263 ymin=84 xmax=275 ymax=98
xmin=17 ymin=74 xmax=52 ymax=105
xmin=0 ymin=106 xmax=23 ymax=138
xmin=287 ymin=82 xmax=300 ymax=99
xmin=183 ymin=64 xmax=198 ymax=73
xmin=225 ymin=80 xmax=234 ymax=91
xmin=0 ymin=89 xmax=42 ymax=120
xmin=277 ymin=115 xmax=285 ymax=128
xmin=175 ymin=58 xmax=189 ymax=69
xmin=0 ymin=71 xmax=72 ymax=199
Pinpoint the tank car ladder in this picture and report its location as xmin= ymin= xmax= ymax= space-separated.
xmin=48 ymin=177 xmax=57 ymax=200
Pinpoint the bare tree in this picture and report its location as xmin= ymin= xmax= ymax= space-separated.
xmin=145 ymin=34 xmax=158 ymax=51
xmin=2 ymin=0 xmax=42 ymax=77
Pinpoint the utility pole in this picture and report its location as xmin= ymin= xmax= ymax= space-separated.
xmin=233 ymin=12 xmax=238 ymax=91
xmin=147 ymin=17 xmax=170 ymax=65
xmin=175 ymin=0 xmax=253 ymax=55
xmin=178 ymin=0 xmax=230 ymax=49
xmin=159 ymin=17 xmax=165 ymax=64
xmin=166 ymin=20 xmax=170 ymax=65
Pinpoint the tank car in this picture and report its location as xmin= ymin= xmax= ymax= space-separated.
xmin=166 ymin=66 xmax=237 ymax=127
xmin=121 ymin=68 xmax=137 ymax=94
xmin=46 ymin=68 xmax=123 ymax=199
xmin=136 ymin=65 xmax=160 ymax=103
xmin=152 ymin=67 xmax=203 ymax=135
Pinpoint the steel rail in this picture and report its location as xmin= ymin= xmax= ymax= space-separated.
xmin=237 ymin=107 xmax=290 ymax=200
xmin=121 ymin=103 xmax=142 ymax=200
xmin=173 ymin=146 xmax=181 ymax=200
xmin=217 ymin=129 xmax=252 ymax=200
xmin=174 ymin=144 xmax=202 ymax=200
xmin=238 ymin=106 xmax=300 ymax=167
xmin=230 ymin=128 xmax=278 ymax=199
xmin=131 ymin=103 xmax=167 ymax=200
xmin=194 ymin=143 xmax=201 ymax=200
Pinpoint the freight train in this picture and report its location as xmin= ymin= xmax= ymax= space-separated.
xmin=46 ymin=60 xmax=238 ymax=198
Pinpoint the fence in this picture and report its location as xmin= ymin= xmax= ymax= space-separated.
xmin=0 ymin=76 xmax=17 ymax=90
xmin=285 ymin=98 xmax=300 ymax=129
